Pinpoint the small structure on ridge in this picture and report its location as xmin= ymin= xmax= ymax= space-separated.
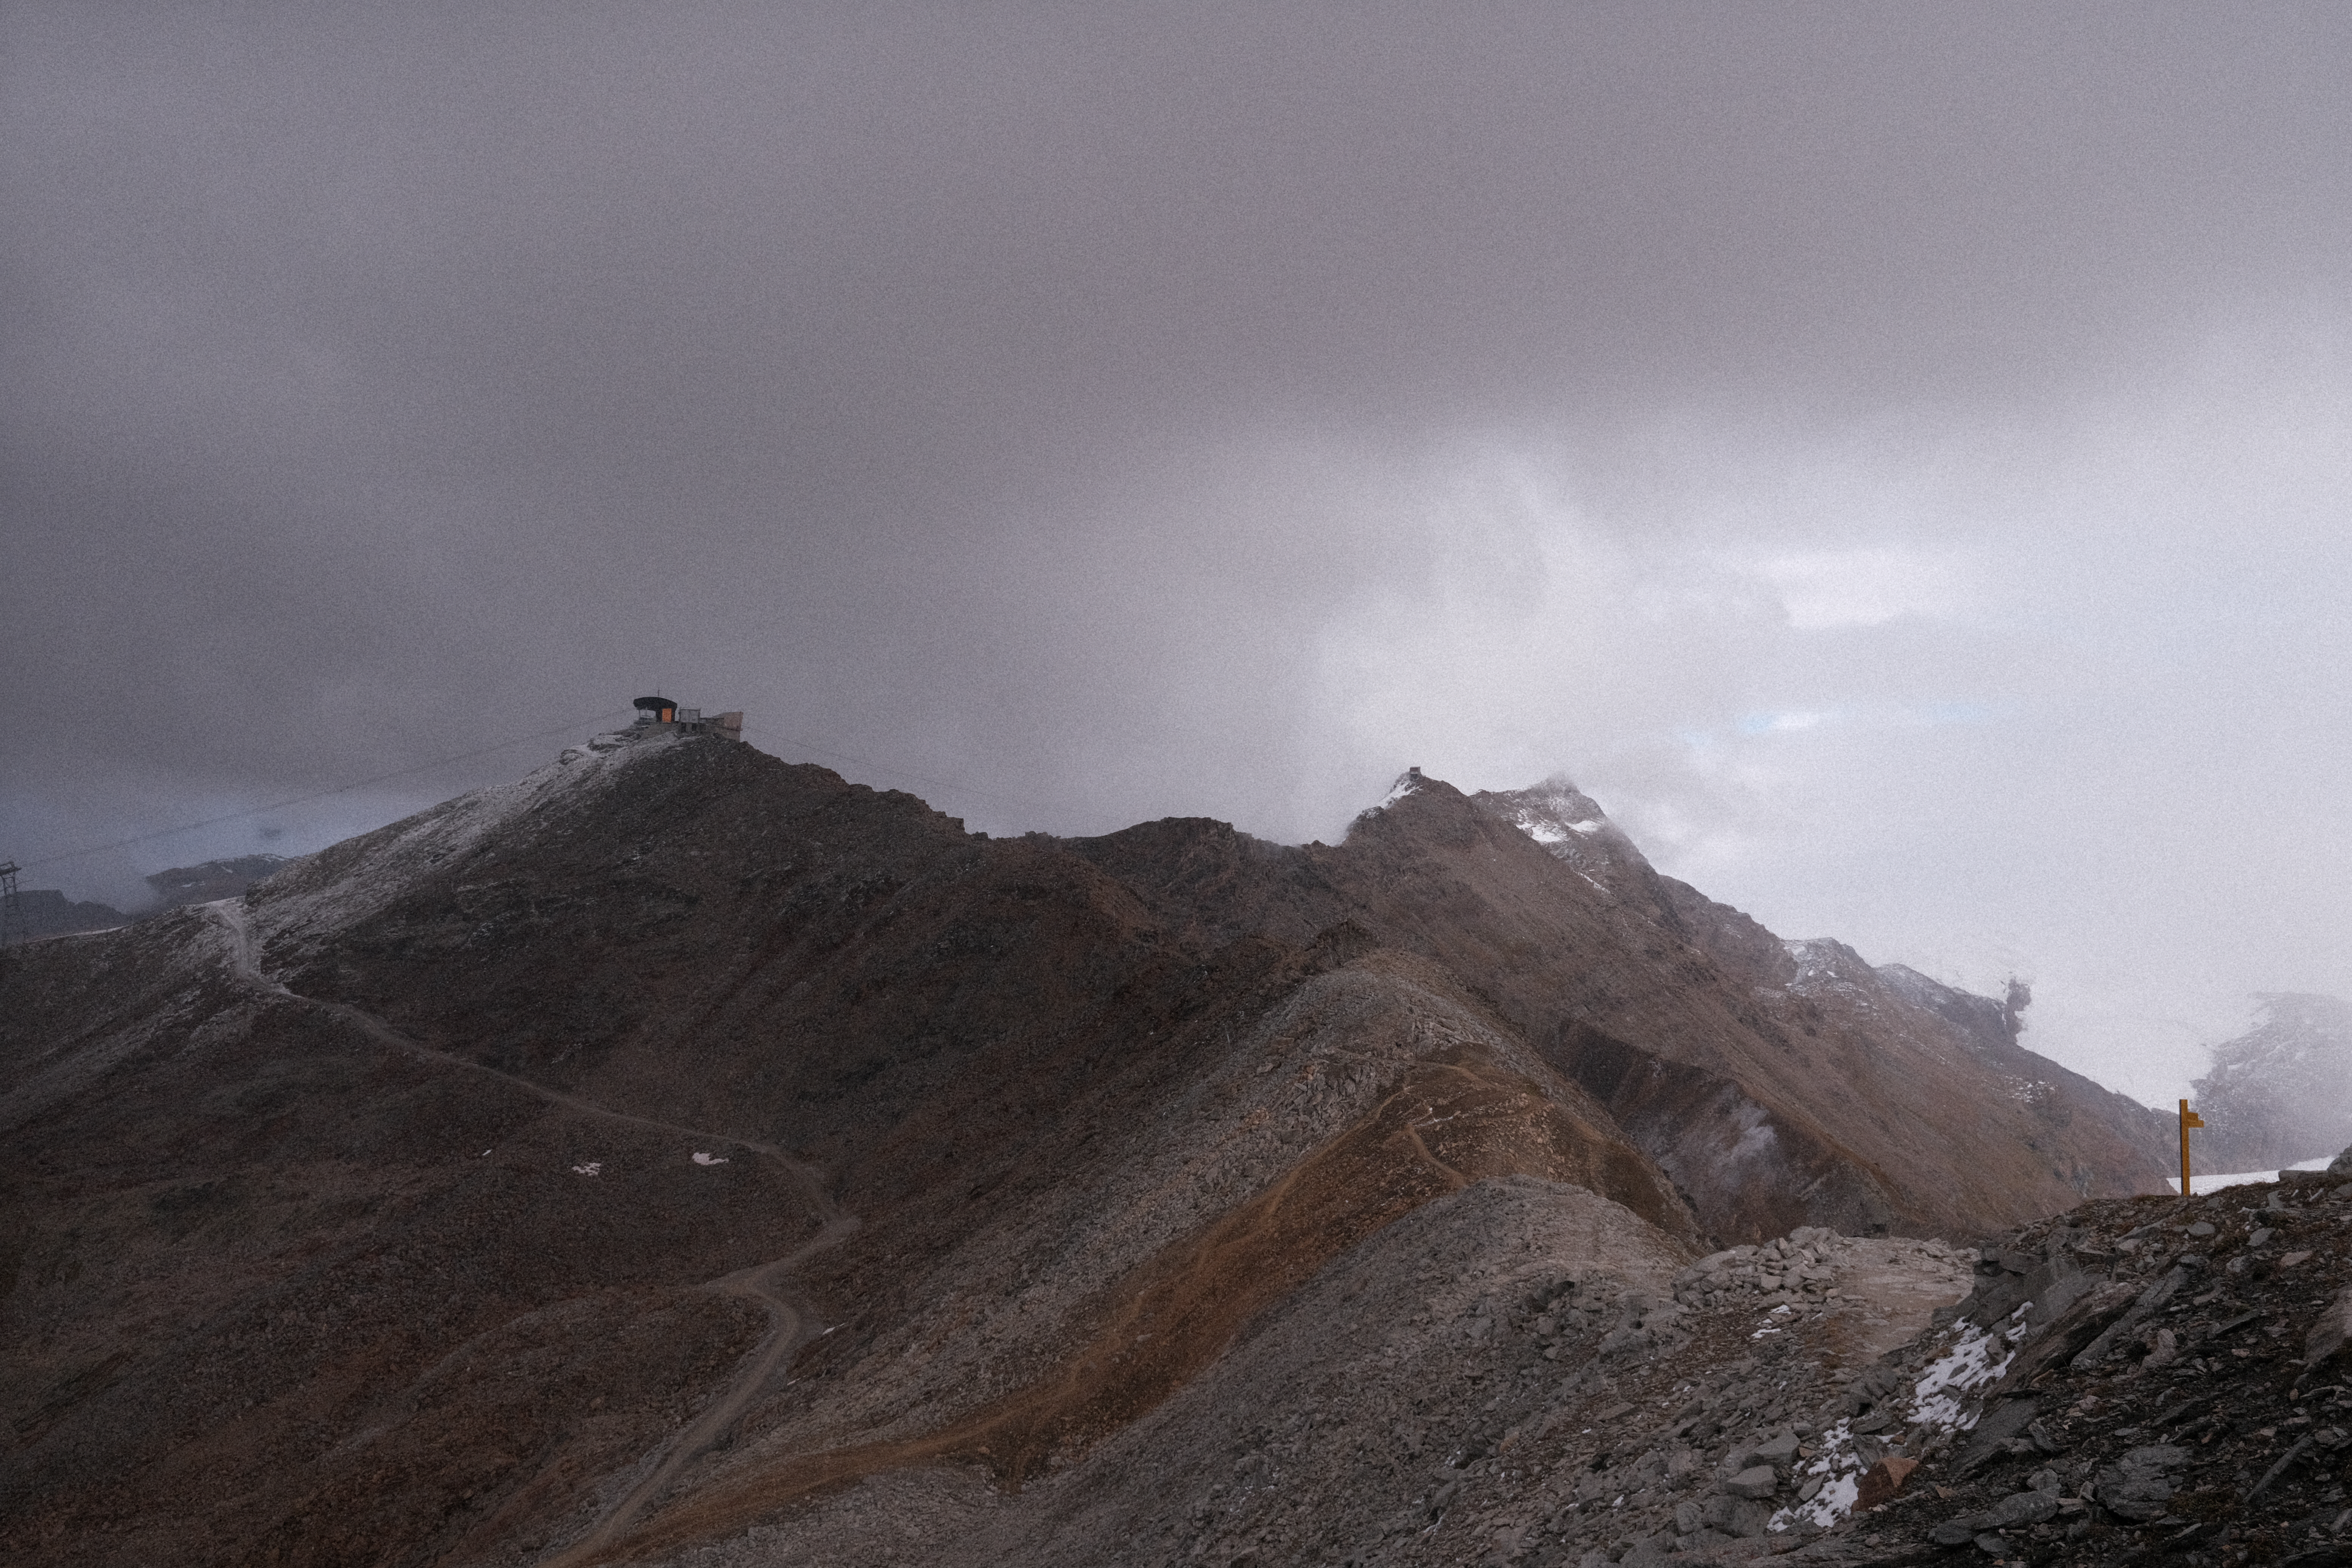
xmin=568 ymin=697 xmax=744 ymax=763
xmin=627 ymin=695 xmax=742 ymax=742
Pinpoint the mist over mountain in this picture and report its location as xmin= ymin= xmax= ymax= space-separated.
xmin=6 ymin=888 xmax=129 ymax=940
xmin=2189 ymin=993 xmax=2352 ymax=1171
xmin=3 ymin=856 xmax=291 ymax=940
xmin=142 ymin=855 xmax=289 ymax=910
xmin=0 ymin=729 xmax=2195 ymax=1566
xmin=7 ymin=7 xmax=2352 ymax=1124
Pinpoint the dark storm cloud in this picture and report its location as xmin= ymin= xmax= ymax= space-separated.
xmin=6 ymin=5 xmax=2352 ymax=1100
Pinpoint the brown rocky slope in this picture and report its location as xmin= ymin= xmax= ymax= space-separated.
xmin=0 ymin=735 xmax=2171 ymax=1565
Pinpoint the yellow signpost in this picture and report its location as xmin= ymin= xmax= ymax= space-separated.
xmin=2179 ymin=1098 xmax=2205 ymax=1197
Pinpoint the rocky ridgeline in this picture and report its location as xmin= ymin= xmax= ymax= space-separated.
xmin=1808 ymin=1168 xmax=2352 ymax=1568
xmin=1260 ymin=1177 xmax=2352 ymax=1567
xmin=644 ymin=1210 xmax=1978 ymax=1568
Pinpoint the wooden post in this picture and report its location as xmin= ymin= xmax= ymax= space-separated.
xmin=2179 ymin=1099 xmax=2205 ymax=1197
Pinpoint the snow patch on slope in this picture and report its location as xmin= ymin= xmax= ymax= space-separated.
xmin=248 ymin=732 xmax=678 ymax=953
xmin=1472 ymin=775 xmax=1639 ymax=892
xmin=1773 ymin=1309 xmax=2024 ymax=1534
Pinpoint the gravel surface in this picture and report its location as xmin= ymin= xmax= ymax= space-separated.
xmin=639 ymin=1171 xmax=2352 ymax=1568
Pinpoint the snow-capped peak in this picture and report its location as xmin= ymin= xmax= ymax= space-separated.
xmin=1485 ymin=777 xmax=1615 ymax=848
xmin=1466 ymin=773 xmax=1646 ymax=889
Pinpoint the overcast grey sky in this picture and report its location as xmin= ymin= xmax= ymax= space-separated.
xmin=7 ymin=5 xmax=2350 ymax=1108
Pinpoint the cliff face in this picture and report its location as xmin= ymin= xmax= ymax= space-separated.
xmin=0 ymin=741 xmax=2169 ymax=1566
xmin=2190 ymin=992 xmax=2352 ymax=1170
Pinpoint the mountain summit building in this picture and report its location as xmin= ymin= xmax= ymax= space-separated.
xmin=628 ymin=695 xmax=743 ymax=742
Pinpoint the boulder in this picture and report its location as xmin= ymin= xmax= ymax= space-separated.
xmin=2307 ymin=1283 xmax=2352 ymax=1369
xmin=1955 ymin=1246 xmax=2099 ymax=1333
xmin=1926 ymin=1489 xmax=2061 ymax=1547
xmin=1953 ymin=1396 xmax=2040 ymax=1476
xmin=2329 ymin=1144 xmax=2352 ymax=1176
xmin=2093 ymin=1444 xmax=2190 ymax=1522
xmin=2070 ymin=1268 xmax=2190 ymax=1372
xmin=1987 ymin=1489 xmax=2062 ymax=1528
xmin=1997 ymin=1280 xmax=2136 ymax=1389
xmin=1723 ymin=1465 xmax=1779 ymax=1499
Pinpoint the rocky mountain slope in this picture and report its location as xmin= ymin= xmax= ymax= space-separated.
xmin=2191 ymin=994 xmax=2352 ymax=1172
xmin=703 ymin=1173 xmax=2352 ymax=1568
xmin=1762 ymin=1167 xmax=2352 ymax=1568
xmin=0 ymin=737 xmax=2178 ymax=1566
xmin=1467 ymin=778 xmax=2176 ymax=1233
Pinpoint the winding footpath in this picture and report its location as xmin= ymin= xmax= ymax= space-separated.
xmin=207 ymin=901 xmax=859 ymax=1565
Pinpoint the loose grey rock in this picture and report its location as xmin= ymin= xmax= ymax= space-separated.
xmin=2094 ymin=1443 xmax=2190 ymax=1522
xmin=1925 ymin=1485 xmax=2065 ymax=1550
xmin=1698 ymin=1494 xmax=1771 ymax=1537
xmin=1722 ymin=1464 xmax=1779 ymax=1499
xmin=1986 ymin=1489 xmax=2061 ymax=1528
xmin=2309 ymin=1285 xmax=2352 ymax=1368
xmin=2070 ymin=1268 xmax=2188 ymax=1371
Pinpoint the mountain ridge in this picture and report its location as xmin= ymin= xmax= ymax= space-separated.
xmin=1 ymin=735 xmax=2177 ymax=1566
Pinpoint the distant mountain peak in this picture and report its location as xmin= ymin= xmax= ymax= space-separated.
xmin=1492 ymin=773 xmax=1611 ymax=834
xmin=2190 ymin=993 xmax=2352 ymax=1168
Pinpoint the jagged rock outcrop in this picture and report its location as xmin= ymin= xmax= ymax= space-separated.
xmin=1785 ymin=1168 xmax=2352 ymax=1565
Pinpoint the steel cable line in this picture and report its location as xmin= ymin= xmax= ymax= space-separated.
xmin=15 ymin=709 xmax=637 ymax=870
